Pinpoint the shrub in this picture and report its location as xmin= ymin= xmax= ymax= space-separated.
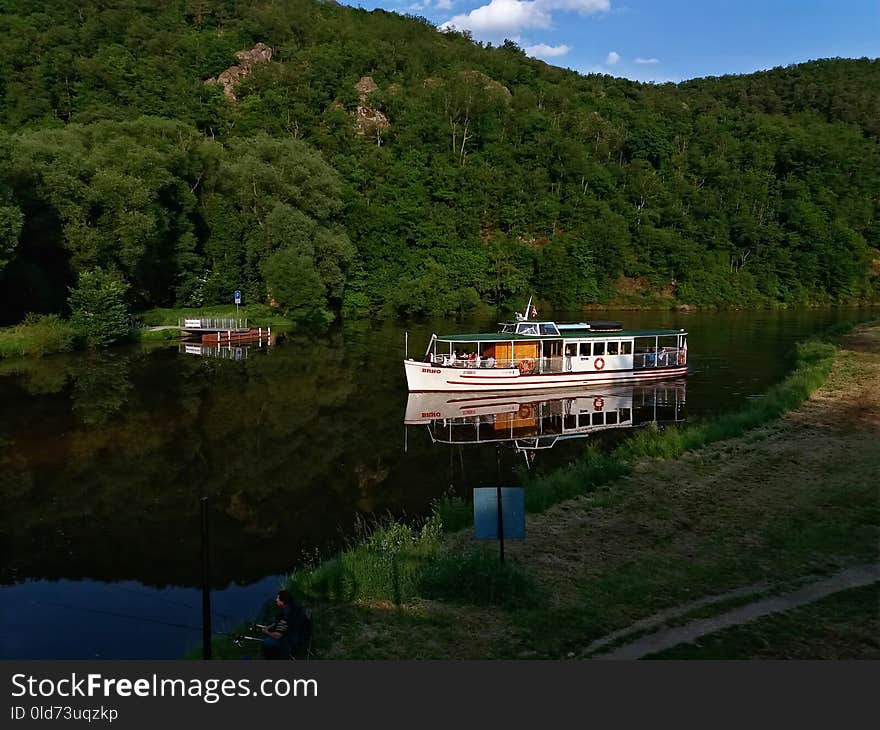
xmin=69 ymin=269 xmax=130 ymax=347
xmin=0 ymin=314 xmax=78 ymax=359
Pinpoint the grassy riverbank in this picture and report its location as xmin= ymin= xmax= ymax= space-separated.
xmin=0 ymin=305 xmax=296 ymax=360
xmin=204 ymin=321 xmax=878 ymax=659
xmin=138 ymin=305 xmax=293 ymax=329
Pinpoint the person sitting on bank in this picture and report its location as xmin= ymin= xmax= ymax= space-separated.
xmin=260 ymin=590 xmax=307 ymax=660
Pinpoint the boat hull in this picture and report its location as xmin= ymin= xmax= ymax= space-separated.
xmin=404 ymin=359 xmax=688 ymax=392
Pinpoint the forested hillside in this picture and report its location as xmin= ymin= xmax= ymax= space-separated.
xmin=1 ymin=0 xmax=877 ymax=324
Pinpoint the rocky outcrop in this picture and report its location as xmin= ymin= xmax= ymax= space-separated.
xmin=205 ymin=43 xmax=273 ymax=101
xmin=353 ymin=75 xmax=390 ymax=142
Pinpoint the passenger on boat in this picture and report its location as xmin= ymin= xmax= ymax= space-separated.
xmin=485 ymin=355 xmax=496 ymax=368
xmin=647 ymin=348 xmax=656 ymax=366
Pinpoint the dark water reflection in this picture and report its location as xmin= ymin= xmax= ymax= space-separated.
xmin=0 ymin=307 xmax=873 ymax=657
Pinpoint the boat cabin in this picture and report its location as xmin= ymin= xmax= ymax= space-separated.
xmin=425 ymin=321 xmax=687 ymax=375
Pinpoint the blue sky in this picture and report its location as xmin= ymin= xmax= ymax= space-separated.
xmin=338 ymin=0 xmax=879 ymax=82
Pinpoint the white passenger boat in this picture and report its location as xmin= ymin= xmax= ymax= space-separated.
xmin=404 ymin=302 xmax=688 ymax=392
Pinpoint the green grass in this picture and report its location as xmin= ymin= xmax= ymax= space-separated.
xmin=139 ymin=304 xmax=293 ymax=329
xmin=287 ymin=515 xmax=445 ymax=605
xmin=646 ymin=583 xmax=880 ymax=659
xmin=433 ymin=493 xmax=472 ymax=533
xmin=131 ymin=327 xmax=180 ymax=342
xmin=419 ymin=546 xmax=540 ymax=608
xmin=0 ymin=314 xmax=79 ymax=359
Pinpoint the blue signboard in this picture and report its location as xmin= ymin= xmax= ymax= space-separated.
xmin=234 ymin=290 xmax=242 ymax=305
xmin=473 ymin=487 xmax=525 ymax=540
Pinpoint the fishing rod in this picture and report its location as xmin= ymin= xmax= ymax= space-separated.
xmin=107 ymin=583 xmax=238 ymax=621
xmin=50 ymin=601 xmax=252 ymax=640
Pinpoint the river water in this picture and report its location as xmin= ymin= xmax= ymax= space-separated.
xmin=0 ymin=307 xmax=873 ymax=658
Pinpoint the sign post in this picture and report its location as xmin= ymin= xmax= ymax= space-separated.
xmin=234 ymin=290 xmax=241 ymax=321
xmin=200 ymin=496 xmax=212 ymax=660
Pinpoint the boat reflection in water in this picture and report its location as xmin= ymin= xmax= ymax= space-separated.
xmin=405 ymin=380 xmax=686 ymax=466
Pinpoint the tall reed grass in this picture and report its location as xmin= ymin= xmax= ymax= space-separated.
xmin=0 ymin=314 xmax=79 ymax=359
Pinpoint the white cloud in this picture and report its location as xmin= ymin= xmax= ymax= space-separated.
xmin=442 ymin=0 xmax=550 ymax=34
xmin=543 ymin=0 xmax=609 ymax=11
xmin=525 ymin=42 xmax=571 ymax=58
xmin=605 ymin=50 xmax=620 ymax=65
xmin=441 ymin=0 xmax=608 ymax=38
xmin=634 ymin=57 xmax=659 ymax=64
xmin=434 ymin=0 xmax=454 ymax=8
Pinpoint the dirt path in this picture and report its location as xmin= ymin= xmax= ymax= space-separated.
xmin=591 ymin=563 xmax=880 ymax=659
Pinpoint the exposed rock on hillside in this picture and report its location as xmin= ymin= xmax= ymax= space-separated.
xmin=206 ymin=42 xmax=273 ymax=101
xmin=353 ymin=75 xmax=390 ymax=143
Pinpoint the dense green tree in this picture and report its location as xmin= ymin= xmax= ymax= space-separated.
xmin=68 ymin=268 xmax=130 ymax=347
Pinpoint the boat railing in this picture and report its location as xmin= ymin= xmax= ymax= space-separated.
xmin=428 ymin=355 xmax=545 ymax=372
xmin=427 ymin=356 xmax=576 ymax=374
xmin=633 ymin=349 xmax=686 ymax=369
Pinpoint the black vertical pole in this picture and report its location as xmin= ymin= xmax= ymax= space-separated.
xmin=200 ymin=496 xmax=212 ymax=660
xmin=496 ymin=446 xmax=505 ymax=564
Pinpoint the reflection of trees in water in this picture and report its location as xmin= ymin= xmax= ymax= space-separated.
xmin=1 ymin=336 xmax=415 ymax=588
xmin=71 ymin=353 xmax=133 ymax=426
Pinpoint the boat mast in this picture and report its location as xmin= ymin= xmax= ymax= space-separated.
xmin=523 ymin=296 xmax=532 ymax=320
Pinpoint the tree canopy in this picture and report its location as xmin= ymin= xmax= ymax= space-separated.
xmin=0 ymin=0 xmax=877 ymax=323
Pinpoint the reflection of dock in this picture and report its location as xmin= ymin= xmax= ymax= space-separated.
xmin=179 ymin=342 xmax=266 ymax=360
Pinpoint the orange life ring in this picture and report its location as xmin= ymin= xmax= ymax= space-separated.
xmin=594 ymin=357 xmax=605 ymax=371
xmin=517 ymin=359 xmax=530 ymax=375
xmin=593 ymin=397 xmax=604 ymax=411
xmin=518 ymin=404 xmax=533 ymax=419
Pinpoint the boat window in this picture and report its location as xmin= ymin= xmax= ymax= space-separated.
xmin=564 ymin=414 xmax=577 ymax=430
xmin=539 ymin=323 xmax=559 ymax=335
xmin=620 ymin=408 xmax=631 ymax=423
xmin=501 ymin=324 xmax=514 ymax=333
xmin=607 ymin=342 xmax=619 ymax=355
xmin=621 ymin=341 xmax=633 ymax=355
xmin=517 ymin=323 xmax=538 ymax=335
xmin=606 ymin=411 xmax=618 ymax=425
xmin=579 ymin=343 xmax=591 ymax=357
xmin=593 ymin=342 xmax=605 ymax=356
xmin=591 ymin=412 xmax=604 ymax=426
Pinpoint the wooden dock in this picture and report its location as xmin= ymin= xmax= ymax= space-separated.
xmin=177 ymin=317 xmax=273 ymax=347
xmin=200 ymin=328 xmax=271 ymax=345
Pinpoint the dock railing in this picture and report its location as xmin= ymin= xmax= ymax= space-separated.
xmin=179 ymin=318 xmax=248 ymax=331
